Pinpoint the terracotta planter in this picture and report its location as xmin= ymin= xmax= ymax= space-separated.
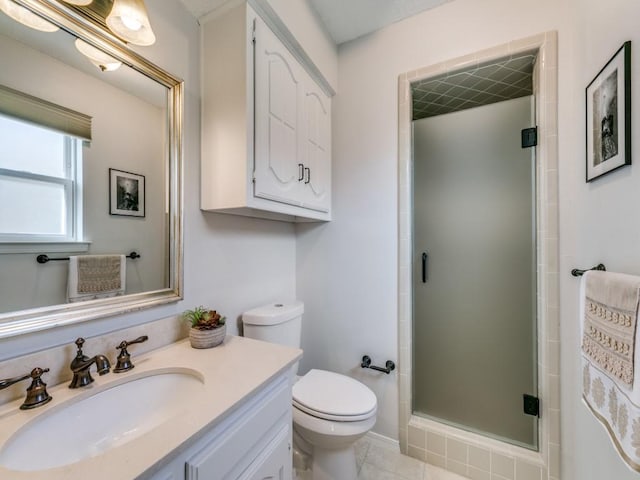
xmin=189 ymin=324 xmax=226 ymax=349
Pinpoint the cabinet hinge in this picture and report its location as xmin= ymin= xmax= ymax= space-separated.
xmin=523 ymin=394 xmax=540 ymax=417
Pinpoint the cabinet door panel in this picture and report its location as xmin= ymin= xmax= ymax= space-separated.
xmin=254 ymin=18 xmax=302 ymax=206
xmin=238 ymin=424 xmax=291 ymax=480
xmin=301 ymin=86 xmax=331 ymax=213
xmin=185 ymin=377 xmax=290 ymax=480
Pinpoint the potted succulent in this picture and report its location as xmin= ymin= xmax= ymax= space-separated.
xmin=183 ymin=306 xmax=227 ymax=349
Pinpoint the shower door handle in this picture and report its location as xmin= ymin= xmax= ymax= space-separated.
xmin=422 ymin=252 xmax=428 ymax=283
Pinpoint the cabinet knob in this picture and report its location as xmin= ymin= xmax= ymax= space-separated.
xmin=298 ymin=163 xmax=304 ymax=182
xmin=304 ymin=167 xmax=310 ymax=184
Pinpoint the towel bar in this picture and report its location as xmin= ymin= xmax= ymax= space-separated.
xmin=571 ymin=263 xmax=606 ymax=277
xmin=36 ymin=251 xmax=141 ymax=264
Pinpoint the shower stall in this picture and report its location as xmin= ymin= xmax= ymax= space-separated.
xmin=412 ymin=94 xmax=538 ymax=449
xmin=398 ymin=34 xmax=560 ymax=479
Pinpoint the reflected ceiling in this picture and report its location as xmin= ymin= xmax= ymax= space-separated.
xmin=411 ymin=53 xmax=536 ymax=120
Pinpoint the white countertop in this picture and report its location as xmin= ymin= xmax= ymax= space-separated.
xmin=0 ymin=335 xmax=302 ymax=479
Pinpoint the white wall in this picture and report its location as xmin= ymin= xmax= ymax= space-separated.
xmin=0 ymin=1 xmax=296 ymax=360
xmin=298 ymin=0 xmax=640 ymax=477
xmin=561 ymin=1 xmax=640 ymax=479
xmin=266 ymin=0 xmax=338 ymax=92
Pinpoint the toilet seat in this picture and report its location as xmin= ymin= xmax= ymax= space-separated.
xmin=293 ymin=369 xmax=377 ymax=422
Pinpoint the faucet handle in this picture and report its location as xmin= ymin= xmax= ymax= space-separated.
xmin=114 ymin=335 xmax=149 ymax=373
xmin=0 ymin=367 xmax=52 ymax=410
xmin=74 ymin=337 xmax=86 ymax=355
xmin=120 ymin=336 xmax=149 ymax=348
xmin=21 ymin=368 xmax=53 ymax=410
xmin=71 ymin=337 xmax=89 ymax=370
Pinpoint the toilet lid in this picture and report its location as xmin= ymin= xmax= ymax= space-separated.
xmin=292 ymin=369 xmax=377 ymax=421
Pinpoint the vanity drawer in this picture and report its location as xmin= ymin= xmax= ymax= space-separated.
xmin=185 ymin=374 xmax=292 ymax=480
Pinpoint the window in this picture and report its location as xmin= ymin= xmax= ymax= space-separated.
xmin=0 ymin=114 xmax=83 ymax=242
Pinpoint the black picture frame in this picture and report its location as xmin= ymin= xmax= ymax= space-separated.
xmin=109 ymin=168 xmax=145 ymax=217
xmin=586 ymin=41 xmax=631 ymax=182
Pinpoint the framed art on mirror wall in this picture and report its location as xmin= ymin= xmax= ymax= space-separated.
xmin=586 ymin=41 xmax=631 ymax=182
xmin=110 ymin=168 xmax=145 ymax=217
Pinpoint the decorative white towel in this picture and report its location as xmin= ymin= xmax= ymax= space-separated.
xmin=581 ymin=270 xmax=640 ymax=471
xmin=67 ymin=255 xmax=126 ymax=303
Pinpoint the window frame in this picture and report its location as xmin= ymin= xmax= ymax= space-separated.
xmin=0 ymin=132 xmax=83 ymax=244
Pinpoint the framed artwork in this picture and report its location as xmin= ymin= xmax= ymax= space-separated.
xmin=586 ymin=41 xmax=631 ymax=182
xmin=109 ymin=168 xmax=145 ymax=217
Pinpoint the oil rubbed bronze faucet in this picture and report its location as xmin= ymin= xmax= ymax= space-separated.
xmin=0 ymin=367 xmax=52 ymax=409
xmin=69 ymin=338 xmax=111 ymax=389
xmin=114 ymin=335 xmax=149 ymax=373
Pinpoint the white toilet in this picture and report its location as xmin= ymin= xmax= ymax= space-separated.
xmin=242 ymin=301 xmax=377 ymax=480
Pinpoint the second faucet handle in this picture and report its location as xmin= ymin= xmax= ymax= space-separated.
xmin=0 ymin=367 xmax=52 ymax=410
xmin=75 ymin=337 xmax=86 ymax=356
xmin=22 ymin=368 xmax=53 ymax=410
xmin=114 ymin=335 xmax=149 ymax=373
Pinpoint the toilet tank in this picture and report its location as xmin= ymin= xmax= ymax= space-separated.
xmin=242 ymin=301 xmax=304 ymax=349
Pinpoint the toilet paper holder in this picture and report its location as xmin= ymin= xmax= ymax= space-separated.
xmin=361 ymin=355 xmax=395 ymax=374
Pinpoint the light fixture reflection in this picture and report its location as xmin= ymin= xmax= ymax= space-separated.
xmin=61 ymin=0 xmax=93 ymax=5
xmin=0 ymin=0 xmax=59 ymax=32
xmin=106 ymin=0 xmax=155 ymax=46
xmin=74 ymin=38 xmax=122 ymax=72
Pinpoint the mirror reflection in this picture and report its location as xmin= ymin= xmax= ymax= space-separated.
xmin=0 ymin=2 xmax=177 ymax=318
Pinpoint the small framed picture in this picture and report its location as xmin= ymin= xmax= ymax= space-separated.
xmin=585 ymin=41 xmax=631 ymax=182
xmin=109 ymin=168 xmax=145 ymax=217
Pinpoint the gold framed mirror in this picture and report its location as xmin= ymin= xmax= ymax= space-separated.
xmin=0 ymin=0 xmax=183 ymax=338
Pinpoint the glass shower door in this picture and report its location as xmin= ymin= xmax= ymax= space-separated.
xmin=412 ymin=96 xmax=538 ymax=449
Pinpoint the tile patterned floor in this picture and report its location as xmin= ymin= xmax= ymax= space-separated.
xmin=296 ymin=435 xmax=469 ymax=480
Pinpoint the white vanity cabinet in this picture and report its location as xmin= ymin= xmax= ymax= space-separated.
xmin=0 ymin=337 xmax=300 ymax=480
xmin=149 ymin=373 xmax=292 ymax=480
xmin=201 ymin=2 xmax=332 ymax=222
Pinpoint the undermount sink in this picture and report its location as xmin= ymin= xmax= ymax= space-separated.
xmin=0 ymin=369 xmax=204 ymax=472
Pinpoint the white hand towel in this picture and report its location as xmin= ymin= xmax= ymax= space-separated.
xmin=581 ymin=270 xmax=640 ymax=472
xmin=67 ymin=255 xmax=126 ymax=303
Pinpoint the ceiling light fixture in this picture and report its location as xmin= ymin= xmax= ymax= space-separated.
xmin=0 ymin=0 xmax=58 ymax=32
xmin=74 ymin=38 xmax=122 ymax=72
xmin=106 ymin=0 xmax=155 ymax=46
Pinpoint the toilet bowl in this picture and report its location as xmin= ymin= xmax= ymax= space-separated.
xmin=292 ymin=369 xmax=377 ymax=480
xmin=242 ymin=302 xmax=377 ymax=480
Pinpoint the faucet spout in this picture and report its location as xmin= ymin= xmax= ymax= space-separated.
xmin=69 ymin=338 xmax=111 ymax=389
xmin=72 ymin=355 xmax=111 ymax=375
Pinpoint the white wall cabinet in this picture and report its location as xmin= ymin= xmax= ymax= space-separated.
xmin=253 ymin=16 xmax=331 ymax=214
xmin=201 ymin=2 xmax=332 ymax=222
xmin=148 ymin=373 xmax=292 ymax=480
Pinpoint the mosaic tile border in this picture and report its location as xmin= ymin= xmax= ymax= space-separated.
xmin=397 ymin=32 xmax=559 ymax=480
